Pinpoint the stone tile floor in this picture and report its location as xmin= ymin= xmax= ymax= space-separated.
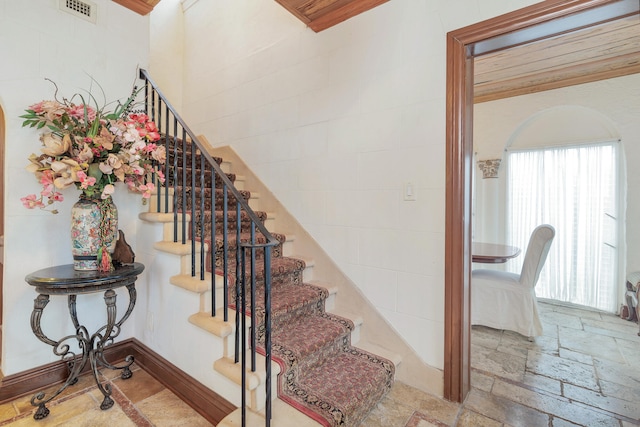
xmin=0 ymin=364 xmax=212 ymax=426
xmin=361 ymin=300 xmax=640 ymax=427
xmin=0 ymin=300 xmax=638 ymax=426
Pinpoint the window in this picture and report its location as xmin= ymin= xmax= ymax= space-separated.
xmin=506 ymin=142 xmax=618 ymax=312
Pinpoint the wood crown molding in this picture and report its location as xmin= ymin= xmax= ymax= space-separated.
xmin=112 ymin=0 xmax=161 ymax=15
xmin=0 ymin=338 xmax=235 ymax=425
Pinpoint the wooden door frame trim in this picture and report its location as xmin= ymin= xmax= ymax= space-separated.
xmin=443 ymin=0 xmax=636 ymax=402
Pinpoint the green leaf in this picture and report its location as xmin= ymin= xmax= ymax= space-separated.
xmin=88 ymin=163 xmax=103 ymax=181
xmin=87 ymin=117 xmax=100 ymax=138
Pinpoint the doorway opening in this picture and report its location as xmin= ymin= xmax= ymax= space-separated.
xmin=443 ymin=0 xmax=639 ymax=402
xmin=0 ymin=103 xmax=5 ymax=375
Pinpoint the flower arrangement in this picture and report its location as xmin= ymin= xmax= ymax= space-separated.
xmin=20 ymin=79 xmax=166 ymax=214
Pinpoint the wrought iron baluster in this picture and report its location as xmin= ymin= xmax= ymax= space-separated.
xmin=264 ymin=246 xmax=272 ymax=426
xmin=234 ymin=200 xmax=242 ymax=364
xmin=240 ymin=245 xmax=247 ymax=426
xmin=200 ymin=154 xmax=206 ymax=281
xmin=250 ymin=224 xmax=256 ymax=373
xmin=190 ymin=140 xmax=196 ymax=277
xmin=163 ymin=104 xmax=170 ymax=213
xmin=172 ymin=121 xmax=179 ymax=242
xmin=211 ymin=164 xmax=216 ymax=317
xmin=181 ymin=129 xmax=187 ymax=245
xmin=223 ymin=187 xmax=229 ymax=322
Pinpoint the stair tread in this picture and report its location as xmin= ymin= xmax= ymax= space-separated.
xmin=271 ymin=313 xmax=353 ymax=362
xmin=295 ymin=348 xmax=394 ymax=407
xmin=356 ymin=342 xmax=403 ymax=367
xmin=270 ymin=283 xmax=328 ymax=314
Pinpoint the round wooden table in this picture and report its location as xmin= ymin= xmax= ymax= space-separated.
xmin=472 ymin=242 xmax=521 ymax=264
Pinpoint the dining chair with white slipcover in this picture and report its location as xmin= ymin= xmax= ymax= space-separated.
xmin=471 ymin=224 xmax=555 ymax=339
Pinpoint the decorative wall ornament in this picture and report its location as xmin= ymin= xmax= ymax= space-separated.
xmin=477 ymin=159 xmax=502 ymax=179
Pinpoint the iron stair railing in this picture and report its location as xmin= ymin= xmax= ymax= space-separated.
xmin=138 ymin=69 xmax=278 ymax=426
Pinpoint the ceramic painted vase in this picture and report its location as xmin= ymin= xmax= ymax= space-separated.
xmin=70 ymin=195 xmax=118 ymax=270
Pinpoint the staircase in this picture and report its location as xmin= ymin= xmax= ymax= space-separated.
xmin=136 ymin=70 xmax=399 ymax=426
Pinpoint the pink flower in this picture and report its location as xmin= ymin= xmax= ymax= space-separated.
xmin=21 ymin=194 xmax=45 ymax=209
xmin=67 ymin=104 xmax=97 ymax=122
xmin=145 ymin=121 xmax=158 ymax=132
xmin=130 ymin=114 xmax=148 ymax=124
xmin=143 ymin=143 xmax=156 ymax=153
xmin=77 ymin=170 xmax=97 ymax=189
xmin=29 ymin=102 xmax=46 ymax=114
xmin=41 ymin=184 xmax=54 ymax=197
xmin=138 ymin=182 xmax=155 ymax=199
xmin=50 ymin=192 xmax=64 ymax=202
xmin=146 ymin=130 xmax=161 ymax=141
xmin=81 ymin=176 xmax=96 ymax=189
xmin=39 ymin=170 xmax=55 ymax=186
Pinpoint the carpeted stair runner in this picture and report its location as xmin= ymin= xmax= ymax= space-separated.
xmin=169 ymin=143 xmax=395 ymax=427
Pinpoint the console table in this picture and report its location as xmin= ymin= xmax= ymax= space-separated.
xmin=25 ymin=262 xmax=144 ymax=420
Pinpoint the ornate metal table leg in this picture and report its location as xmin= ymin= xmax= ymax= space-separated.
xmin=90 ymin=349 xmax=114 ymax=410
xmin=30 ymin=294 xmax=90 ymax=420
xmin=117 ymin=284 xmax=137 ymax=380
xmin=89 ymin=289 xmax=118 ymax=410
xmin=66 ymin=294 xmax=81 ymax=386
xmin=94 ymin=284 xmax=137 ymax=380
xmin=33 ymin=400 xmax=49 ymax=420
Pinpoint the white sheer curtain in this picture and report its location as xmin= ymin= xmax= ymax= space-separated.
xmin=506 ymin=142 xmax=618 ymax=312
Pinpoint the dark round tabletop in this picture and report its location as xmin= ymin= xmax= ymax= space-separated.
xmin=25 ymin=263 xmax=145 ymax=294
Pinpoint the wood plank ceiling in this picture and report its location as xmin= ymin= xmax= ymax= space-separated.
xmin=274 ymin=0 xmax=389 ymax=32
xmin=112 ymin=0 xmax=161 ymax=15
xmin=474 ymin=15 xmax=640 ymax=103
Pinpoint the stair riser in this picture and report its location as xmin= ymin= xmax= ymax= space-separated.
xmin=212 ymin=352 xmax=281 ymax=411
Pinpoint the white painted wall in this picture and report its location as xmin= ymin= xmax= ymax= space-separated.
xmin=171 ymin=0 xmax=538 ymax=370
xmin=473 ymin=74 xmax=640 ymax=307
xmin=0 ymin=0 xmax=150 ymax=375
xmin=149 ymin=0 xmax=184 ymax=112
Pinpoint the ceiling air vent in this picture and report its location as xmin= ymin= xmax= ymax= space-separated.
xmin=59 ymin=0 xmax=97 ymax=23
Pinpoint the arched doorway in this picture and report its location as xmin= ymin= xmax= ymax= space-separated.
xmin=0 ymin=104 xmax=5 ymax=371
xmin=443 ymin=0 xmax=639 ymax=402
